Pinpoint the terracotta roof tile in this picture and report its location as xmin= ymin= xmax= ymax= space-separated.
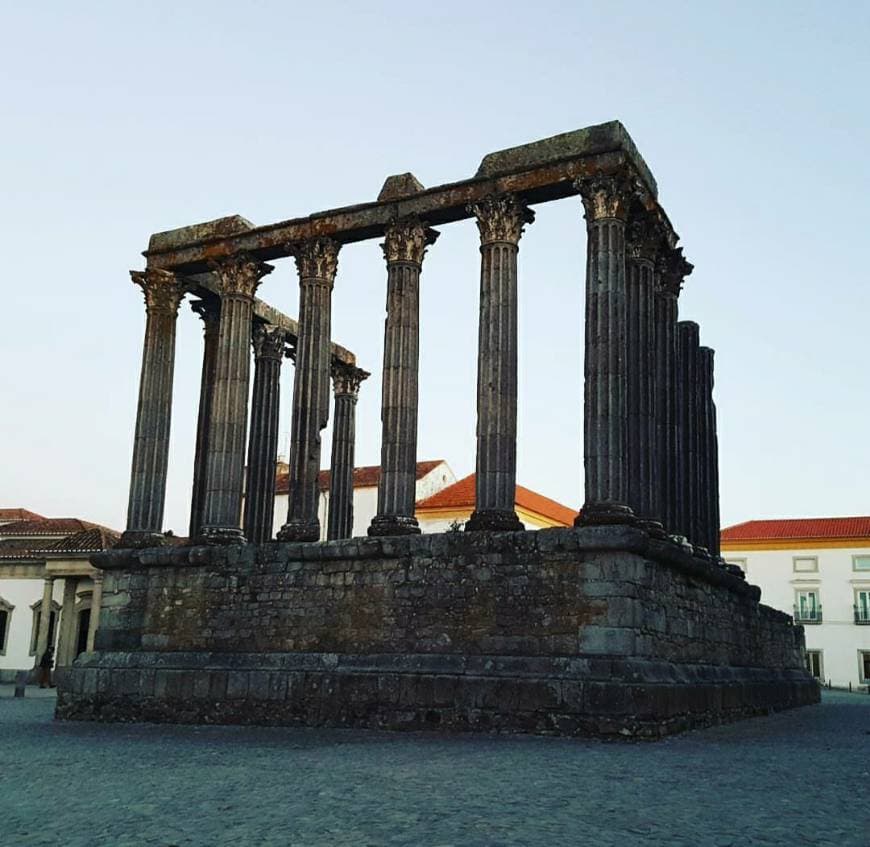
xmin=416 ymin=474 xmax=576 ymax=526
xmin=275 ymin=460 xmax=445 ymax=495
xmin=721 ymin=517 xmax=870 ymax=543
xmin=0 ymin=508 xmax=46 ymax=523
xmin=0 ymin=518 xmax=104 ymax=537
xmin=36 ymin=527 xmax=121 ymax=554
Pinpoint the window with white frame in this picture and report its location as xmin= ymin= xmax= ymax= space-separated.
xmin=805 ymin=650 xmax=823 ymax=680
xmin=853 ymin=555 xmax=870 ymax=572
xmin=794 ymin=589 xmax=821 ymax=622
xmin=793 ymin=556 xmax=818 ymax=573
xmin=860 ymin=652 xmax=870 ymax=684
xmin=0 ymin=598 xmax=13 ymax=655
xmin=855 ymin=589 xmax=870 ymax=624
xmin=29 ymin=601 xmax=60 ymax=656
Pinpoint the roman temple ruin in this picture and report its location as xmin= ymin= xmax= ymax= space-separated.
xmin=57 ymin=121 xmax=818 ymax=737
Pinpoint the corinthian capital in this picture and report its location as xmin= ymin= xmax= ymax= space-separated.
xmin=130 ymin=269 xmax=186 ymax=315
xmin=331 ymin=361 xmax=370 ymax=398
xmin=288 ymin=237 xmax=340 ymax=282
xmin=468 ymin=194 xmax=535 ymax=245
xmin=252 ymin=323 xmax=288 ymax=361
xmin=381 ymin=219 xmax=439 ymax=265
xmin=656 ymin=246 xmax=694 ymax=297
xmin=626 ymin=215 xmax=665 ymax=264
xmin=574 ymin=173 xmax=637 ymax=223
xmin=210 ymin=254 xmax=273 ymax=299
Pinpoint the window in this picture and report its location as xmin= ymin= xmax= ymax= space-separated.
xmin=860 ymin=652 xmax=870 ymax=684
xmin=855 ymin=589 xmax=870 ymax=624
xmin=794 ymin=590 xmax=822 ymax=623
xmin=853 ymin=556 xmax=870 ymax=572
xmin=805 ymin=650 xmax=823 ymax=680
xmin=725 ymin=558 xmax=747 ymax=576
xmin=793 ymin=556 xmax=818 ymax=573
xmin=0 ymin=598 xmax=13 ymax=655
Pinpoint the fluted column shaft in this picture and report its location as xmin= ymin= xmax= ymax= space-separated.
xmin=35 ymin=577 xmax=54 ymax=663
xmin=369 ymin=220 xmax=438 ymax=537
xmin=86 ymin=573 xmax=103 ymax=653
xmin=279 ymin=238 xmax=340 ymax=542
xmin=189 ymin=297 xmax=221 ymax=539
xmin=699 ymin=346 xmax=720 ymax=557
xmin=466 ymin=195 xmax=534 ymax=532
xmin=575 ymin=175 xmax=636 ymax=525
xmin=244 ymin=325 xmax=287 ymax=544
xmin=677 ymin=321 xmax=701 ymax=543
xmin=626 ymin=218 xmax=659 ymax=525
xmin=327 ymin=364 xmax=369 ymax=540
xmin=200 ymin=255 xmax=273 ymax=544
xmin=122 ymin=270 xmax=185 ymax=547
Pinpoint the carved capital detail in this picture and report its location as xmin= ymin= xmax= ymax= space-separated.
xmin=209 ymin=254 xmax=273 ymax=299
xmin=469 ymin=194 xmax=535 ymax=245
xmin=574 ymin=173 xmax=638 ymax=222
xmin=288 ymin=237 xmax=340 ymax=282
xmin=656 ymin=247 xmax=694 ymax=297
xmin=190 ymin=297 xmax=221 ymax=330
xmin=381 ymin=219 xmax=439 ymax=265
xmin=252 ymin=323 xmax=287 ymax=361
xmin=626 ymin=215 xmax=665 ymax=264
xmin=331 ymin=362 xmax=370 ymax=397
xmin=130 ymin=269 xmax=186 ymax=315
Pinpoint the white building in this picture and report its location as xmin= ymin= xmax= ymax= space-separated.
xmin=0 ymin=510 xmax=118 ymax=682
xmin=721 ymin=516 xmax=870 ymax=690
xmin=271 ymin=459 xmax=456 ymax=540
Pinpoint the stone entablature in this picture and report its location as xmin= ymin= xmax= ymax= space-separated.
xmin=57 ymin=527 xmax=817 ymax=737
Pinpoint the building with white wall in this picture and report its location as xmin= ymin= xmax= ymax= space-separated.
xmin=0 ymin=511 xmax=118 ymax=682
xmin=721 ymin=516 xmax=870 ymax=690
xmin=415 ymin=473 xmax=575 ymax=532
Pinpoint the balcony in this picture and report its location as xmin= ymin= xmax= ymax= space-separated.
xmin=793 ymin=605 xmax=823 ymax=624
xmin=854 ymin=605 xmax=870 ymax=625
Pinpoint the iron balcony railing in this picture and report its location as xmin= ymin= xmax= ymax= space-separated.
xmin=793 ymin=605 xmax=823 ymax=624
xmin=854 ymin=605 xmax=870 ymax=625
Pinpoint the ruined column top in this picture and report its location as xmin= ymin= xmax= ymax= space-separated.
xmin=143 ymin=121 xmax=678 ymax=274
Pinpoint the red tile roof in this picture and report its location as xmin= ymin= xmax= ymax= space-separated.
xmin=415 ymin=473 xmax=576 ymax=526
xmin=721 ymin=517 xmax=870 ymax=543
xmin=275 ymin=460 xmax=445 ymax=495
xmin=36 ymin=527 xmax=121 ymax=554
xmin=0 ymin=508 xmax=46 ymax=523
xmin=0 ymin=518 xmax=105 ymax=537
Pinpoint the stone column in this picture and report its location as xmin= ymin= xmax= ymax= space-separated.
xmin=654 ymin=249 xmax=692 ymax=534
xmin=699 ymin=346 xmax=721 ymax=557
xmin=327 ymin=363 xmax=369 ymax=541
xmin=574 ymin=173 xmax=636 ymax=526
xmin=188 ymin=296 xmax=221 ymax=539
xmin=279 ymin=238 xmax=341 ymax=542
xmin=121 ymin=270 xmax=186 ymax=547
xmin=677 ymin=321 xmax=701 ymax=544
xmin=86 ymin=573 xmax=103 ymax=653
xmin=34 ymin=576 xmax=54 ymax=663
xmin=625 ymin=216 xmax=660 ymax=530
xmin=369 ymin=220 xmax=439 ymax=537
xmin=199 ymin=254 xmax=273 ymax=544
xmin=465 ymin=195 xmax=534 ymax=533
xmin=243 ymin=324 xmax=288 ymax=545
xmin=56 ymin=578 xmax=78 ymax=668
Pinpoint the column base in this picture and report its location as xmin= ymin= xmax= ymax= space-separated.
xmin=636 ymin=518 xmax=668 ymax=539
xmin=277 ymin=520 xmax=321 ymax=543
xmin=367 ymin=515 xmax=421 ymax=537
xmin=198 ymin=526 xmax=247 ymax=545
xmin=118 ymin=530 xmax=166 ymax=549
xmin=464 ymin=509 xmax=525 ymax=533
xmin=574 ymin=502 xmax=636 ymax=527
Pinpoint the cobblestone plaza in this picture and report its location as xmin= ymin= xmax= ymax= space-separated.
xmin=2 ymin=690 xmax=866 ymax=846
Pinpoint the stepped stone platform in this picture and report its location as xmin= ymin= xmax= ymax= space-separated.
xmin=56 ymin=526 xmax=819 ymax=739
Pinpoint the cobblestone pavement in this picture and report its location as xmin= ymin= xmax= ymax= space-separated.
xmin=0 ymin=689 xmax=867 ymax=847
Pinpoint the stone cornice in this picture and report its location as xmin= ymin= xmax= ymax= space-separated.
xmin=381 ymin=219 xmax=439 ymax=265
xmin=130 ymin=269 xmax=186 ymax=315
xmin=331 ymin=362 xmax=370 ymax=397
xmin=288 ymin=237 xmax=340 ymax=283
xmin=252 ymin=323 xmax=288 ymax=361
xmin=468 ymin=194 xmax=535 ymax=246
xmin=209 ymin=253 xmax=274 ymax=299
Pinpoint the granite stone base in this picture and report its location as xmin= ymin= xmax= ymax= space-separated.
xmin=55 ymin=526 xmax=820 ymax=738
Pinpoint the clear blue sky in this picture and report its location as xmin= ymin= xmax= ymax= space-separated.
xmin=1 ymin=1 xmax=868 ymax=533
